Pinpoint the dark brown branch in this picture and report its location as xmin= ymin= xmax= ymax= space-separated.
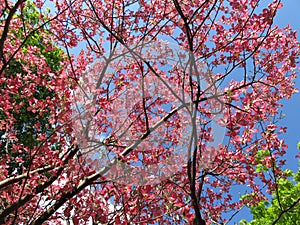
xmin=0 ymin=0 xmax=26 ymax=64
xmin=272 ymin=197 xmax=300 ymax=225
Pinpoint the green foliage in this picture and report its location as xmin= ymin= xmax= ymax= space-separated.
xmin=21 ymin=1 xmax=40 ymax=25
xmin=240 ymin=155 xmax=300 ymax=224
xmin=254 ymin=149 xmax=271 ymax=172
xmin=0 ymin=1 xmax=64 ymax=175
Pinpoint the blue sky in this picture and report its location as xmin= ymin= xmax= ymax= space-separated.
xmin=275 ymin=0 xmax=300 ymax=173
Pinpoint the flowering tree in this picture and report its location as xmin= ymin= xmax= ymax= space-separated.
xmin=0 ymin=0 xmax=299 ymax=224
